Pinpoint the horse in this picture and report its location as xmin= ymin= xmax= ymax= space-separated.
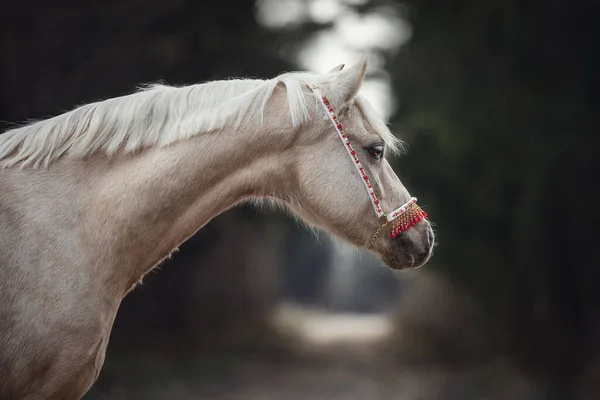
xmin=0 ymin=57 xmax=434 ymax=399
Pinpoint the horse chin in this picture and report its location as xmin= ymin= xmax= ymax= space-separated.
xmin=379 ymin=222 xmax=434 ymax=270
xmin=381 ymin=249 xmax=431 ymax=271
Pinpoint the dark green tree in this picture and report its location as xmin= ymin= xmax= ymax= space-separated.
xmin=389 ymin=0 xmax=600 ymax=397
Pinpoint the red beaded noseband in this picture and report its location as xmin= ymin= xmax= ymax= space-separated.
xmin=309 ymin=84 xmax=427 ymax=249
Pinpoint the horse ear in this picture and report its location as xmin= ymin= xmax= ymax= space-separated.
xmin=329 ymin=56 xmax=367 ymax=104
xmin=328 ymin=64 xmax=345 ymax=72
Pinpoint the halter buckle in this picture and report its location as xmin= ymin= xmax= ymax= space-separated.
xmin=378 ymin=214 xmax=388 ymax=227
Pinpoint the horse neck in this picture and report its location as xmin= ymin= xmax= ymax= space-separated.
xmin=83 ymin=123 xmax=295 ymax=293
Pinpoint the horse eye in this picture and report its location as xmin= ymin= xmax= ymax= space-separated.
xmin=369 ymin=145 xmax=384 ymax=160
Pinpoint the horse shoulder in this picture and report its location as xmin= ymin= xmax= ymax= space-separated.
xmin=0 ymin=171 xmax=117 ymax=399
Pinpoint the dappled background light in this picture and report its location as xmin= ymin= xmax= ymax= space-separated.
xmin=257 ymin=0 xmax=410 ymax=119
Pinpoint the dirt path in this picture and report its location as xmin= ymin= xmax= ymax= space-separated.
xmin=85 ymin=303 xmax=537 ymax=399
xmin=86 ymin=359 xmax=464 ymax=400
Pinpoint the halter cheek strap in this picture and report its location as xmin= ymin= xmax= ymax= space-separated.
xmin=309 ymin=84 xmax=427 ymax=249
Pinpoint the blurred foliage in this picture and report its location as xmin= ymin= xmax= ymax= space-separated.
xmin=389 ymin=0 xmax=600 ymax=397
xmin=0 ymin=0 xmax=339 ymax=129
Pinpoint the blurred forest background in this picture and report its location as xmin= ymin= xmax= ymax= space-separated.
xmin=1 ymin=0 xmax=599 ymax=399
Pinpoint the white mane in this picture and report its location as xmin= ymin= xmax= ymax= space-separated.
xmin=0 ymin=71 xmax=401 ymax=168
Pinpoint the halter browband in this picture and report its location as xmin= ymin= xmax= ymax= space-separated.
xmin=310 ymin=84 xmax=427 ymax=249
